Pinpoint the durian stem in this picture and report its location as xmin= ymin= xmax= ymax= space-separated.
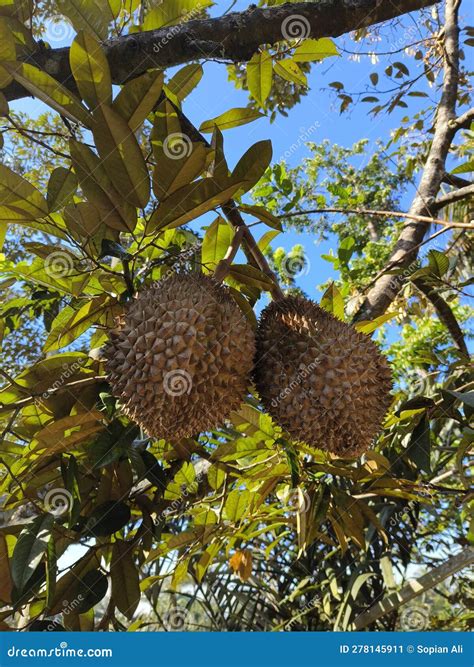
xmin=167 ymin=100 xmax=286 ymax=301
xmin=221 ymin=202 xmax=285 ymax=301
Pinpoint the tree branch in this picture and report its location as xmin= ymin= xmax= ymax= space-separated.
xmin=448 ymin=106 xmax=474 ymax=131
xmin=412 ymin=278 xmax=469 ymax=357
xmin=353 ymin=547 xmax=474 ymax=629
xmin=432 ymin=183 xmax=474 ymax=211
xmin=442 ymin=172 xmax=472 ymax=189
xmin=281 ymin=207 xmax=473 ymax=228
xmin=354 ymin=0 xmax=461 ymax=322
xmin=3 ymin=0 xmax=437 ymax=103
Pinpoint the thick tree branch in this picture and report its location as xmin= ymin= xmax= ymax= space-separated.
xmin=413 ymin=278 xmax=469 ymax=357
xmin=353 ymin=547 xmax=474 ymax=629
xmin=3 ymin=0 xmax=436 ymax=103
xmin=432 ymin=183 xmax=474 ymax=211
xmin=442 ymin=172 xmax=472 ymax=189
xmin=448 ymin=106 xmax=474 ymax=131
xmin=354 ymin=0 xmax=461 ymax=322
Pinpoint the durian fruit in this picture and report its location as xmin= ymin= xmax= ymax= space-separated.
xmin=253 ymin=296 xmax=392 ymax=457
xmin=104 ymin=273 xmax=255 ymax=441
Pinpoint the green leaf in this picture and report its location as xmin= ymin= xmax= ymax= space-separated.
xmin=354 ymin=312 xmax=397 ymax=334
xmin=320 ymin=283 xmax=344 ymax=320
xmin=0 ymin=16 xmax=15 ymax=59
xmin=239 ymin=203 xmax=282 ymax=231
xmin=257 ymin=229 xmax=280 ymax=252
xmin=227 ymin=264 xmax=274 ymax=291
xmin=147 ymin=177 xmax=244 ymax=233
xmin=246 ymin=50 xmax=273 ymax=107
xmin=57 ymin=0 xmax=112 ymax=40
xmin=11 ymin=514 xmax=54 ymax=594
xmin=69 ymin=139 xmax=136 ymax=231
xmin=44 ymin=295 xmax=111 ymax=352
xmin=199 ymin=107 xmax=264 ymax=133
xmin=143 ymin=0 xmax=211 ymax=30
xmin=113 ymin=70 xmax=163 ymax=132
xmin=427 ymin=249 xmax=449 ymax=277
xmin=232 ymin=140 xmax=272 ymax=195
xmin=166 ymin=63 xmax=203 ymax=102
xmin=74 ymin=569 xmax=108 ymax=613
xmin=2 ymin=62 xmax=91 ymax=126
xmin=153 ymin=141 xmax=207 ymax=200
xmin=273 ymin=59 xmax=307 ymax=86
xmin=92 ymin=105 xmax=150 ymax=209
xmin=70 ymin=31 xmax=112 ymax=109
xmin=0 ymin=162 xmax=48 ymax=219
xmin=293 ymin=38 xmax=339 ymax=62
xmin=337 ymin=236 xmax=355 ymax=265
xmin=224 ymin=490 xmax=250 ymax=522
xmin=47 ymin=167 xmax=78 ymax=212
xmin=451 ymin=160 xmax=474 ymax=175
xmin=84 ymin=501 xmax=131 ymax=537
xmin=110 ymin=541 xmax=140 ymax=620
xmin=407 ymin=414 xmax=431 ymax=473
xmin=45 ymin=536 xmax=56 ymax=611
xmin=201 ymin=216 xmax=233 ymax=273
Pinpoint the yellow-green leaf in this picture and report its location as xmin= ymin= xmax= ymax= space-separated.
xmin=147 ymin=177 xmax=244 ymax=233
xmin=273 ymin=59 xmax=307 ymax=86
xmin=152 ymin=141 xmax=207 ymax=200
xmin=70 ymin=31 xmax=112 ymax=109
xmin=257 ymin=229 xmax=280 ymax=252
xmin=227 ymin=264 xmax=274 ymax=291
xmin=199 ymin=107 xmax=264 ymax=133
xmin=92 ymin=105 xmax=150 ymax=209
xmin=224 ymin=489 xmax=250 ymax=522
xmin=0 ymin=16 xmax=15 ymax=59
xmin=201 ymin=216 xmax=233 ymax=273
xmin=47 ymin=167 xmax=77 ymax=212
xmin=166 ymin=63 xmax=202 ymax=103
xmin=320 ymin=282 xmax=344 ymax=320
xmin=2 ymin=62 xmax=90 ymax=126
xmin=69 ymin=139 xmax=136 ymax=231
xmin=354 ymin=312 xmax=398 ymax=334
xmin=239 ymin=203 xmax=282 ymax=231
xmin=57 ymin=0 xmax=112 ymax=40
xmin=110 ymin=541 xmax=140 ymax=620
xmin=293 ymin=38 xmax=339 ymax=62
xmin=232 ymin=139 xmax=272 ymax=195
xmin=143 ymin=0 xmax=211 ymax=31
xmin=44 ymin=296 xmax=111 ymax=352
xmin=0 ymin=162 xmax=48 ymax=218
xmin=246 ymin=50 xmax=273 ymax=107
xmin=113 ymin=70 xmax=163 ymax=132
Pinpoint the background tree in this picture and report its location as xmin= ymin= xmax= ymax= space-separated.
xmin=0 ymin=0 xmax=472 ymax=632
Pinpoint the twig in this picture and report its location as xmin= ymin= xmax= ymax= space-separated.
xmin=281 ymin=207 xmax=472 ymax=229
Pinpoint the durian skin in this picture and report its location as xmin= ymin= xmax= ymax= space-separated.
xmin=104 ymin=273 xmax=255 ymax=441
xmin=253 ymin=296 xmax=392 ymax=457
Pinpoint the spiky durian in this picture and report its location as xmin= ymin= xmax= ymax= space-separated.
xmin=104 ymin=273 xmax=255 ymax=441
xmin=253 ymin=296 xmax=392 ymax=457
